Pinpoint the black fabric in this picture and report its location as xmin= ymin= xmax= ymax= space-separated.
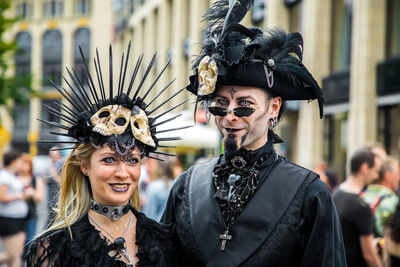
xmin=333 ymin=189 xmax=374 ymax=267
xmin=213 ymin=139 xmax=277 ymax=228
xmin=0 ymin=217 xmax=26 ymax=237
xmin=26 ymin=207 xmax=176 ymax=267
xmin=26 ymin=175 xmax=37 ymax=220
xmin=390 ymin=255 xmax=400 ymax=266
xmin=162 ymin=154 xmax=346 ymax=266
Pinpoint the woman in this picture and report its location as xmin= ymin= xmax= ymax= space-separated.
xmin=17 ymin=153 xmax=45 ymax=252
xmin=384 ymin=202 xmax=400 ymax=266
xmin=26 ymin=44 xmax=184 ymax=266
xmin=0 ymin=150 xmax=34 ymax=267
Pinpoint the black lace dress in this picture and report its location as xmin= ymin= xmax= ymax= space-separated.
xmin=26 ymin=207 xmax=176 ymax=266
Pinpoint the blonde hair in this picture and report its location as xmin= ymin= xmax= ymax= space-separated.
xmin=42 ymin=142 xmax=141 ymax=237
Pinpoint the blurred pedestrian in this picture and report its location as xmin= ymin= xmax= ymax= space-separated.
xmin=16 ymin=153 xmax=45 ymax=253
xmin=333 ymin=149 xmax=383 ymax=267
xmin=0 ymin=150 xmax=34 ymax=267
xmin=365 ymin=143 xmax=387 ymax=160
xmin=143 ymin=158 xmax=175 ymax=221
xmin=46 ymin=147 xmax=63 ymax=226
xmin=362 ymin=156 xmax=399 ymax=237
xmin=384 ymin=202 xmax=400 ymax=266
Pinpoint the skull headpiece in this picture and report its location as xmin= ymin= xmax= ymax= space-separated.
xmin=91 ymin=105 xmax=131 ymax=136
xmin=39 ymin=44 xmax=187 ymax=159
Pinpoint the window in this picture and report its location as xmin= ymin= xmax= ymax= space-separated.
xmin=15 ymin=32 xmax=32 ymax=77
xmin=386 ymin=0 xmax=400 ymax=57
xmin=15 ymin=0 xmax=33 ymax=19
xmin=42 ymin=30 xmax=63 ymax=89
xmin=43 ymin=0 xmax=64 ymax=18
xmin=74 ymin=0 xmax=91 ymax=16
xmin=73 ymin=28 xmax=91 ymax=85
xmin=330 ymin=0 xmax=352 ymax=71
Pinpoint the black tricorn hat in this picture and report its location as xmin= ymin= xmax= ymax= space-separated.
xmin=187 ymin=0 xmax=324 ymax=118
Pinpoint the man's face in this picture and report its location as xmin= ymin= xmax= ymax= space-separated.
xmin=213 ymin=85 xmax=279 ymax=151
xmin=366 ymin=156 xmax=382 ymax=184
xmin=388 ymin=161 xmax=400 ymax=191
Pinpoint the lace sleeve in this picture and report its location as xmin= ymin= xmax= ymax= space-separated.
xmin=26 ymin=236 xmax=58 ymax=267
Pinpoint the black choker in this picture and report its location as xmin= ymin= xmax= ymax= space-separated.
xmin=90 ymin=200 xmax=131 ymax=221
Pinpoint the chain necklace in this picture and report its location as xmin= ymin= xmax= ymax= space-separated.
xmin=88 ymin=212 xmax=134 ymax=264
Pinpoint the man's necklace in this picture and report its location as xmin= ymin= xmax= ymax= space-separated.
xmin=88 ymin=212 xmax=134 ymax=264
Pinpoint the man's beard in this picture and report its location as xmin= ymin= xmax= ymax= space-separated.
xmin=223 ymin=134 xmax=242 ymax=160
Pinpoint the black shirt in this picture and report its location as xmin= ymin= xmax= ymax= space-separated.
xmin=333 ymin=189 xmax=374 ymax=267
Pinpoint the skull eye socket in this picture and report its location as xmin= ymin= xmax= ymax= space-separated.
xmin=115 ymin=117 xmax=127 ymax=126
xmin=99 ymin=111 xmax=110 ymax=118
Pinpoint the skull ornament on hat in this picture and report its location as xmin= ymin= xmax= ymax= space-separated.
xmin=38 ymin=43 xmax=189 ymax=159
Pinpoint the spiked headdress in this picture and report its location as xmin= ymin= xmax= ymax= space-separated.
xmin=39 ymin=43 xmax=189 ymax=159
xmin=187 ymin=0 xmax=324 ymax=118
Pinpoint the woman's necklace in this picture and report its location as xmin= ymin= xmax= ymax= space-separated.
xmin=88 ymin=211 xmax=133 ymax=263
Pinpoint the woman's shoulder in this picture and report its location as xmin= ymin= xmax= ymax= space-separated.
xmin=26 ymin=216 xmax=119 ymax=266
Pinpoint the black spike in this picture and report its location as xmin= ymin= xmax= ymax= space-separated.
xmin=49 ymin=146 xmax=77 ymax=151
xmin=117 ymin=52 xmax=124 ymax=95
xmin=62 ymin=75 xmax=91 ymax=111
xmin=146 ymin=155 xmax=165 ymax=161
xmin=132 ymin=52 xmax=157 ymax=99
xmin=43 ymin=104 xmax=76 ymax=124
xmin=145 ymin=79 xmax=175 ymax=108
xmin=158 ymin=145 xmax=177 ymax=148
xmin=152 ymin=99 xmax=188 ymax=121
xmin=46 ymin=110 xmax=74 ymax=125
xmin=151 ymin=113 xmax=182 ymax=128
xmin=126 ymin=54 xmax=143 ymax=97
xmin=109 ymin=44 xmax=113 ymax=98
xmin=38 ymin=140 xmax=79 ymax=144
xmin=78 ymin=46 xmax=100 ymax=105
xmin=150 ymin=151 xmax=177 ymax=157
xmin=49 ymin=131 xmax=70 ymax=137
xmin=93 ymin=57 xmax=106 ymax=101
xmin=70 ymin=66 xmax=94 ymax=105
xmin=37 ymin=119 xmax=70 ymax=130
xmin=121 ymin=41 xmax=131 ymax=95
xmin=54 ymin=100 xmax=80 ymax=120
xmin=157 ymin=137 xmax=182 ymax=141
xmin=49 ymin=79 xmax=84 ymax=112
xmin=147 ymin=87 xmax=185 ymax=116
xmin=96 ymin=48 xmax=106 ymax=101
xmin=155 ymin=125 xmax=192 ymax=134
xmin=66 ymin=67 xmax=92 ymax=109
xmin=62 ymin=88 xmax=86 ymax=112
xmin=141 ymin=58 xmax=171 ymax=102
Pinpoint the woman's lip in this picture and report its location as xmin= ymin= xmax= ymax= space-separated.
xmin=109 ymin=183 xmax=130 ymax=192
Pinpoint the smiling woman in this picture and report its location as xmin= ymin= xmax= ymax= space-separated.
xmin=25 ymin=44 xmax=182 ymax=267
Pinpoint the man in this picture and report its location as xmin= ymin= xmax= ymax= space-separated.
xmin=361 ymin=156 xmax=399 ymax=237
xmin=333 ymin=149 xmax=383 ymax=267
xmin=161 ymin=1 xmax=346 ymax=266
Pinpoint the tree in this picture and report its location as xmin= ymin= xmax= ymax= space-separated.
xmin=0 ymin=0 xmax=32 ymax=114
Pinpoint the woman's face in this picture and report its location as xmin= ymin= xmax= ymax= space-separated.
xmin=82 ymin=146 xmax=141 ymax=206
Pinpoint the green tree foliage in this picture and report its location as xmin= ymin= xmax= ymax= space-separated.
xmin=0 ymin=0 xmax=32 ymax=111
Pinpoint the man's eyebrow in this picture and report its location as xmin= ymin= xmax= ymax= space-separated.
xmin=236 ymin=95 xmax=256 ymax=101
xmin=215 ymin=94 xmax=228 ymax=99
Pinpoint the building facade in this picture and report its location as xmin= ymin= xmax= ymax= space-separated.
xmin=4 ymin=0 xmax=400 ymax=177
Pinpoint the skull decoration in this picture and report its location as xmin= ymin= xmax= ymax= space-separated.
xmin=198 ymin=56 xmax=218 ymax=96
xmin=130 ymin=106 xmax=156 ymax=147
xmin=90 ymin=105 xmax=131 ymax=136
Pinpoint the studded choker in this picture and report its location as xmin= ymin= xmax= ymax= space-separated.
xmin=90 ymin=199 xmax=131 ymax=221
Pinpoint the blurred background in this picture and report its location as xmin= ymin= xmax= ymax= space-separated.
xmin=0 ymin=0 xmax=398 ymax=178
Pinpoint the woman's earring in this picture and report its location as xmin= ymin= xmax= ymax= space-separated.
xmin=268 ymin=116 xmax=278 ymax=130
